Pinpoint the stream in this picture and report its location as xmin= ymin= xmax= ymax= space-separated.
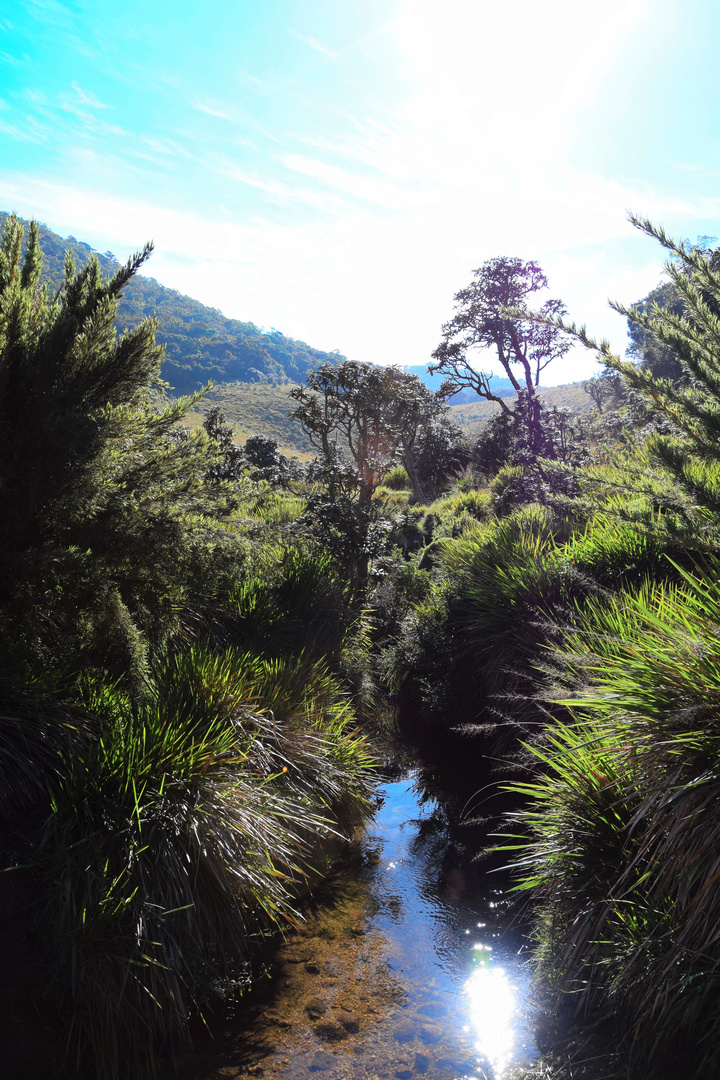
xmin=175 ymin=771 xmax=539 ymax=1080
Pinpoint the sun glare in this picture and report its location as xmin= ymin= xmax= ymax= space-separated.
xmin=464 ymin=945 xmax=517 ymax=1077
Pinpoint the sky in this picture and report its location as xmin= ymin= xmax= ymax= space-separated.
xmin=1 ymin=0 xmax=720 ymax=384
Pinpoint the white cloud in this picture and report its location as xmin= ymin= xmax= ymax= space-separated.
xmin=2 ymin=0 xmax=715 ymax=388
xmin=287 ymin=29 xmax=340 ymax=60
xmin=192 ymin=99 xmax=237 ymax=122
xmin=70 ymin=82 xmax=109 ymax=109
xmin=280 ymin=152 xmax=420 ymax=210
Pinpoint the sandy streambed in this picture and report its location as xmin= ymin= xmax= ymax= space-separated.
xmin=173 ymin=774 xmax=538 ymax=1080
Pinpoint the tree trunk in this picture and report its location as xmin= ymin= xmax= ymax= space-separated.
xmin=401 ymin=441 xmax=425 ymax=503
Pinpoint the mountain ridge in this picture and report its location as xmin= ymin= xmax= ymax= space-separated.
xmin=0 ymin=213 xmax=575 ymax=419
xmin=0 ymin=211 xmax=347 ymax=393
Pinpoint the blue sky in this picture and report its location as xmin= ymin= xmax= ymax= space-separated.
xmin=1 ymin=0 xmax=720 ymax=383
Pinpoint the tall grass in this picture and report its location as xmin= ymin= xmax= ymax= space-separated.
xmin=0 ymin=680 xmax=95 ymax=815
xmin=503 ymin=565 xmax=720 ymax=1077
xmin=390 ymin=505 xmax=673 ymax=755
xmin=36 ymin=646 xmax=374 ymax=1079
xmin=224 ymin=542 xmax=352 ymax=664
xmin=382 ymin=464 xmax=411 ymax=490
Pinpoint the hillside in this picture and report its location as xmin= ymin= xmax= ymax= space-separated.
xmin=399 ymin=364 xmax=517 ymax=404
xmin=180 ymin=379 xmax=595 ymax=456
xmin=449 ymin=380 xmax=594 ymax=434
xmin=0 ymin=212 xmax=346 ymax=393
xmin=0 ymin=213 xmax=597 ymax=453
xmin=183 ymin=383 xmax=314 ymax=457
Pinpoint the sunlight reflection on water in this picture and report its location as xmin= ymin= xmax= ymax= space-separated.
xmin=366 ymin=773 xmax=538 ymax=1078
xmin=464 ymin=944 xmax=517 ymax=1077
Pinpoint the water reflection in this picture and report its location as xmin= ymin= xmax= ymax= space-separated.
xmin=465 ymin=946 xmax=517 ymax=1076
xmin=365 ymin=772 xmax=538 ymax=1078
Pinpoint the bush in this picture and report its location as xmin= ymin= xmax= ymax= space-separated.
xmin=389 ymin=506 xmax=674 ymax=758
xmin=503 ymin=566 xmax=720 ymax=1078
xmin=0 ymin=215 xmax=233 ymax=688
xmin=383 ymin=464 xmax=411 ymax=490
xmin=224 ymin=541 xmax=352 ymax=664
xmin=37 ymin=647 xmax=374 ymax=1078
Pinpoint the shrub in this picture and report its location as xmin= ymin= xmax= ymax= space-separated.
xmin=503 ymin=566 xmax=720 ymax=1078
xmin=0 ymin=215 xmax=231 ymax=687
xmin=224 ymin=541 xmax=352 ymax=664
xmin=390 ymin=506 xmax=675 ymax=758
xmin=383 ymin=464 xmax=411 ymax=490
xmin=38 ymin=647 xmax=373 ymax=1078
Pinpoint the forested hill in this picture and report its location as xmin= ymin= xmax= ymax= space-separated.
xmin=0 ymin=212 xmax=347 ymax=393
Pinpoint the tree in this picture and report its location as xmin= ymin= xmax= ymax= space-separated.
xmin=583 ymin=370 xmax=626 ymax=413
xmin=0 ymin=214 xmax=227 ymax=685
xmin=565 ymin=216 xmax=720 ymax=549
xmin=202 ymin=405 xmax=245 ymax=481
xmin=626 ymin=278 xmax=689 ymax=385
xmin=414 ymin=417 xmax=470 ymax=492
xmin=430 ymin=257 xmax=572 ymax=460
xmin=289 ymin=360 xmax=448 ymax=503
xmin=382 ymin=368 xmax=453 ymax=501
xmin=242 ymin=433 xmax=303 ymax=487
xmin=290 ymin=361 xmax=393 ymax=504
xmin=290 ymin=360 xmax=449 ymax=589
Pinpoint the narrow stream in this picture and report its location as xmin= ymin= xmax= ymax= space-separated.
xmin=360 ymin=772 xmax=538 ymax=1079
xmin=177 ymin=770 xmax=538 ymax=1080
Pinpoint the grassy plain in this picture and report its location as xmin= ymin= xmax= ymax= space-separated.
xmin=180 ymin=379 xmax=596 ymax=458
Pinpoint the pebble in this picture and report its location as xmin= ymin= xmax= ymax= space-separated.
xmin=309 ymin=1050 xmax=335 ymax=1071
xmin=419 ymin=1024 xmax=442 ymax=1045
xmin=416 ymin=1001 xmax=447 ymax=1018
xmin=435 ymin=1056 xmax=477 ymax=1075
xmin=392 ymin=1019 xmax=416 ymax=1043
xmin=414 ymin=1051 xmax=430 ymax=1073
xmin=305 ymin=998 xmax=327 ymax=1020
xmin=338 ymin=1011 xmax=360 ymax=1034
xmin=264 ymin=1010 xmax=292 ymax=1029
xmin=283 ymin=947 xmax=312 ymax=964
xmin=314 ymin=1021 xmax=349 ymax=1043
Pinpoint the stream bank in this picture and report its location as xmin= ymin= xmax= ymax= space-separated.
xmin=170 ymin=771 xmax=539 ymax=1080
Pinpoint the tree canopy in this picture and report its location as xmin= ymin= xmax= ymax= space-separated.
xmin=430 ymin=256 xmax=571 ymax=409
xmin=289 ymin=360 xmax=449 ymax=504
xmin=0 ymin=214 xmax=231 ymax=684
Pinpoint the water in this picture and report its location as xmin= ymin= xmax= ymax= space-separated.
xmin=361 ymin=773 xmax=538 ymax=1079
xmin=176 ymin=770 xmax=538 ymax=1080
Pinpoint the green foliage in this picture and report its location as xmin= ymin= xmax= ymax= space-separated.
xmin=431 ymin=257 xmax=571 ymax=407
xmin=413 ymin=416 xmax=470 ymax=495
xmin=0 ymin=213 xmax=239 ymax=685
xmin=562 ymin=217 xmax=720 ymax=547
xmin=626 ymin=276 xmax=689 ymax=385
xmin=0 ymin=211 xmax=345 ymax=394
xmin=184 ymin=382 xmax=315 ymax=454
xmin=448 ymin=382 xmax=594 ymax=455
xmin=0 ymin=678 xmax=95 ymax=815
xmin=39 ymin=647 xmax=372 ymax=1078
xmin=503 ymin=567 xmax=720 ymax=1078
xmin=290 ymin=360 xmax=449 ymax=505
xmin=383 ymin=464 xmax=411 ymax=490
xmin=224 ymin=542 xmax=353 ymax=665
xmin=471 ymin=410 xmax=516 ymax=477
xmin=415 ymin=487 xmax=493 ymax=550
xmin=390 ymin=504 xmax=671 ymax=751
xmin=0 ymin=217 xmax=378 ymax=1080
